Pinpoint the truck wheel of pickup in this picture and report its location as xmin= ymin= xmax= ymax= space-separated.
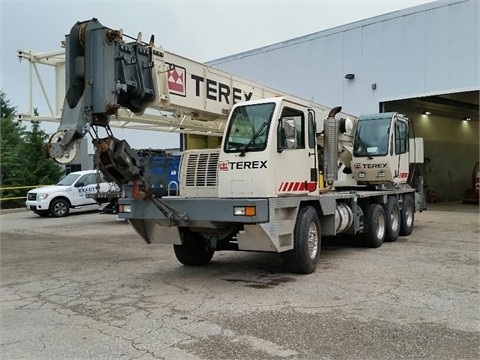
xmin=384 ymin=196 xmax=400 ymax=242
xmin=363 ymin=204 xmax=385 ymax=248
xmin=49 ymin=198 xmax=70 ymax=217
xmin=174 ymin=229 xmax=214 ymax=266
xmin=282 ymin=206 xmax=321 ymax=274
xmin=399 ymin=194 xmax=414 ymax=236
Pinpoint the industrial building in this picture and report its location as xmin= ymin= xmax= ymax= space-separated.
xmin=209 ymin=0 xmax=479 ymax=202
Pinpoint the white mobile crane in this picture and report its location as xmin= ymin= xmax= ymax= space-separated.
xmin=45 ymin=19 xmax=425 ymax=274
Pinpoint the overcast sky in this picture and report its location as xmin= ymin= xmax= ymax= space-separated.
xmin=1 ymin=0 xmax=435 ymax=150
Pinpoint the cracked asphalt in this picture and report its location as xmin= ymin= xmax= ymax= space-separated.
xmin=1 ymin=203 xmax=479 ymax=359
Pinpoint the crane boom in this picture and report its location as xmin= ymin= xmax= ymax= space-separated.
xmin=45 ymin=18 xmax=351 ymax=183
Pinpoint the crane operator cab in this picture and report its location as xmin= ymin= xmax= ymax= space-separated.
xmin=351 ymin=112 xmax=411 ymax=185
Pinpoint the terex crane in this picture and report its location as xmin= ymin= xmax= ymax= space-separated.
xmin=45 ymin=19 xmax=425 ymax=274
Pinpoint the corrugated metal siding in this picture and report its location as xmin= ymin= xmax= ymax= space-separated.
xmin=209 ymin=0 xmax=478 ymax=116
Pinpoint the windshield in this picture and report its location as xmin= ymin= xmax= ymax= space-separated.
xmin=224 ymin=103 xmax=275 ymax=153
xmin=354 ymin=117 xmax=391 ymax=157
xmin=56 ymin=173 xmax=81 ymax=186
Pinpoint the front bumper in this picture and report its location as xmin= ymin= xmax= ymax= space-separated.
xmin=118 ymin=197 xmax=269 ymax=228
xmin=25 ymin=200 xmax=49 ymax=212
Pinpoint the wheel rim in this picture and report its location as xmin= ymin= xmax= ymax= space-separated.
xmin=308 ymin=222 xmax=318 ymax=260
xmin=54 ymin=202 xmax=67 ymax=216
xmin=390 ymin=206 xmax=400 ymax=232
xmin=375 ymin=211 xmax=386 ymax=239
xmin=405 ymin=203 xmax=413 ymax=228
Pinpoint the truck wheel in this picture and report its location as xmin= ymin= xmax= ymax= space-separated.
xmin=49 ymin=198 xmax=70 ymax=217
xmin=363 ymin=204 xmax=385 ymax=248
xmin=282 ymin=206 xmax=321 ymax=274
xmin=384 ymin=196 xmax=400 ymax=242
xmin=399 ymin=194 xmax=414 ymax=236
xmin=173 ymin=229 xmax=214 ymax=266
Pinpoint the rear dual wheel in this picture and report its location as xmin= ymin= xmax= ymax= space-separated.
xmin=400 ymin=194 xmax=415 ymax=236
xmin=363 ymin=204 xmax=386 ymax=248
xmin=384 ymin=197 xmax=400 ymax=242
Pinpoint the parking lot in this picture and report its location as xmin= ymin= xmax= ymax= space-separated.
xmin=1 ymin=203 xmax=479 ymax=359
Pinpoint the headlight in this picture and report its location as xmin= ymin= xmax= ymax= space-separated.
xmin=358 ymin=172 xmax=366 ymax=178
xmin=38 ymin=193 xmax=49 ymax=200
xmin=233 ymin=206 xmax=256 ymax=216
xmin=118 ymin=204 xmax=131 ymax=213
xmin=377 ymin=171 xmax=386 ymax=178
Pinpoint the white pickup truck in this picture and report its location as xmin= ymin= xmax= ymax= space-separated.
xmin=25 ymin=170 xmax=120 ymax=217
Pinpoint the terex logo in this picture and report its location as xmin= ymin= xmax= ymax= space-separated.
xmin=166 ymin=63 xmax=254 ymax=103
xmin=218 ymin=160 xmax=267 ymax=171
xmin=191 ymin=74 xmax=253 ymax=104
xmin=354 ymin=163 xmax=388 ymax=169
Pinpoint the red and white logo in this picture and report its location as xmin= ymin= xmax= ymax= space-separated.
xmin=354 ymin=163 xmax=362 ymax=169
xmin=167 ymin=63 xmax=186 ymax=96
xmin=218 ymin=161 xmax=229 ymax=171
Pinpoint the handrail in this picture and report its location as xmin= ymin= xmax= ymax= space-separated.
xmin=0 ymin=185 xmax=43 ymax=202
xmin=0 ymin=185 xmax=44 ymax=191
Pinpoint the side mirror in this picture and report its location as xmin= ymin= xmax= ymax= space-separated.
xmin=278 ymin=117 xmax=298 ymax=152
xmin=284 ymin=118 xmax=297 ymax=149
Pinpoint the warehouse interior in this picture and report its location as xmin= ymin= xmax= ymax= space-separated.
xmin=383 ymin=90 xmax=479 ymax=202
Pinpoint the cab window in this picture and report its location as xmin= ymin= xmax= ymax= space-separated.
xmin=277 ymin=107 xmax=305 ymax=150
xmin=395 ymin=121 xmax=408 ymax=155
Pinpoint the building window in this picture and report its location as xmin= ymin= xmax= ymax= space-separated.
xmin=65 ymin=164 xmax=81 ymax=174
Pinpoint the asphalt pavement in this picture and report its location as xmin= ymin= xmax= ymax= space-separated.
xmin=1 ymin=202 xmax=479 ymax=359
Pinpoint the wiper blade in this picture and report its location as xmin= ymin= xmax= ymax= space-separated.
xmin=239 ymin=122 xmax=268 ymax=157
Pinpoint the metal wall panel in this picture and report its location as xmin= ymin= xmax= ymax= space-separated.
xmin=343 ymin=28 xmax=363 ymax=114
xmin=381 ymin=17 xmax=406 ymax=99
xmin=426 ymin=5 xmax=450 ymax=91
xmin=449 ymin=1 xmax=476 ymax=89
xmin=324 ymin=32 xmax=344 ymax=108
xmin=209 ymin=0 xmax=478 ymax=116
xmin=403 ymin=12 xmax=427 ymax=95
xmin=307 ymin=37 xmax=327 ymax=105
xmin=361 ymin=22 xmax=383 ymax=114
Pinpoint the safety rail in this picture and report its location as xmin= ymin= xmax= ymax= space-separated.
xmin=0 ymin=185 xmax=43 ymax=201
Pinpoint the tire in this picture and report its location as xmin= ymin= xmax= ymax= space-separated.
xmin=384 ymin=196 xmax=400 ymax=242
xmin=36 ymin=210 xmax=50 ymax=217
xmin=49 ymin=198 xmax=70 ymax=217
xmin=399 ymin=194 xmax=415 ymax=236
xmin=282 ymin=206 xmax=321 ymax=274
xmin=363 ymin=204 xmax=386 ymax=248
xmin=173 ymin=229 xmax=214 ymax=266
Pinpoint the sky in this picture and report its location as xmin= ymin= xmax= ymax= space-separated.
xmin=0 ymin=0 xmax=435 ymax=150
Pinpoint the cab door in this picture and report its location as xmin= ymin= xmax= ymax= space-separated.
xmin=74 ymin=173 xmax=97 ymax=205
xmin=275 ymin=105 xmax=318 ymax=195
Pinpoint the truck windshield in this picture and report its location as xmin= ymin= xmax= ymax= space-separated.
xmin=56 ymin=173 xmax=81 ymax=186
xmin=354 ymin=117 xmax=391 ymax=157
xmin=224 ymin=103 xmax=275 ymax=153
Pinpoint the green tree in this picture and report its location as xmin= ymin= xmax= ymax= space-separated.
xmin=1 ymin=92 xmax=63 ymax=208
xmin=19 ymin=120 xmax=63 ymax=185
xmin=0 ymin=90 xmax=16 ymax=118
